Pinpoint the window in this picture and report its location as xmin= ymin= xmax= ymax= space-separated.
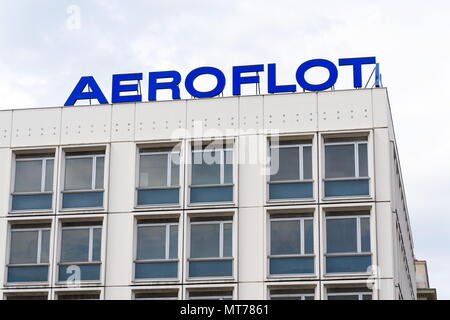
xmin=268 ymin=140 xmax=313 ymax=200
xmin=188 ymin=218 xmax=233 ymax=278
xmin=58 ymin=222 xmax=102 ymax=282
xmin=134 ymin=291 xmax=179 ymax=300
xmin=327 ymin=288 xmax=372 ymax=300
xmin=190 ymin=142 xmax=233 ymax=203
xmin=7 ymin=224 xmax=51 ymax=283
xmin=12 ymin=154 xmax=54 ymax=211
xmin=325 ymin=213 xmax=371 ymax=273
xmin=62 ymin=151 xmax=105 ymax=209
xmin=137 ymin=147 xmax=180 ymax=206
xmin=188 ymin=290 xmax=233 ymax=300
xmin=4 ymin=293 xmax=48 ymax=300
xmin=135 ymin=219 xmax=179 ymax=279
xmin=269 ymin=215 xmax=314 ymax=275
xmin=324 ymin=137 xmax=369 ymax=197
xmin=270 ymin=288 xmax=315 ymax=300
xmin=57 ymin=292 xmax=100 ymax=300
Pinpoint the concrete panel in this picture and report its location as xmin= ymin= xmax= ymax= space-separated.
xmin=264 ymin=93 xmax=317 ymax=133
xmin=11 ymin=108 xmax=61 ymax=147
xmin=108 ymin=143 xmax=136 ymax=213
xmin=0 ymin=218 xmax=6 ymax=286
xmin=61 ymin=104 xmax=112 ymax=145
xmin=238 ymin=207 xmax=265 ymax=282
xmin=378 ymin=278 xmax=395 ymax=300
xmin=373 ymin=128 xmax=392 ymax=202
xmin=239 ymin=96 xmax=263 ymax=132
xmin=372 ymin=88 xmax=390 ymax=128
xmin=239 ymin=282 xmax=265 ymax=300
xmin=104 ymin=286 xmax=132 ymax=300
xmin=318 ymin=89 xmax=372 ymax=131
xmin=111 ymin=103 xmax=135 ymax=142
xmin=375 ymin=202 xmax=395 ymax=279
xmin=135 ymin=100 xmax=186 ymax=141
xmin=105 ymin=213 xmax=134 ymax=286
xmin=0 ymin=149 xmax=11 ymax=217
xmin=187 ymin=97 xmax=238 ymax=138
xmin=238 ymin=135 xmax=265 ymax=207
xmin=0 ymin=110 xmax=12 ymax=148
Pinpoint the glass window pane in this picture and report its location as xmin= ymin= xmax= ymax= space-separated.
xmin=10 ymin=231 xmax=38 ymax=264
xmin=60 ymin=228 xmax=90 ymax=262
xmin=304 ymin=219 xmax=314 ymax=254
xmin=358 ymin=144 xmax=368 ymax=177
xmin=139 ymin=154 xmax=168 ymax=188
xmin=44 ymin=160 xmax=54 ymax=192
xmin=40 ymin=230 xmax=50 ymax=263
xmin=170 ymin=153 xmax=180 ymax=187
xmin=92 ymin=228 xmax=102 ymax=261
xmin=271 ymin=220 xmax=301 ymax=255
xmin=270 ymin=147 xmax=300 ymax=181
xmin=137 ymin=226 xmax=166 ymax=260
xmin=64 ymin=157 xmax=93 ymax=190
xmin=95 ymin=157 xmax=104 ymax=189
xmin=325 ymin=144 xmax=355 ymax=178
xmin=361 ymin=217 xmax=371 ymax=252
xmin=190 ymin=223 xmax=220 ymax=258
xmin=169 ymin=225 xmax=178 ymax=259
xmin=191 ymin=150 xmax=221 ymax=185
xmin=326 ymin=218 xmax=357 ymax=253
xmin=15 ymin=160 xmax=43 ymax=193
xmin=303 ymin=146 xmax=312 ymax=180
xmin=223 ymin=223 xmax=232 ymax=257
xmin=224 ymin=150 xmax=233 ymax=184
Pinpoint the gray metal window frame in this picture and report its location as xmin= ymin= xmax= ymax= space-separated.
xmin=62 ymin=154 xmax=105 ymax=193
xmin=323 ymin=140 xmax=368 ymax=180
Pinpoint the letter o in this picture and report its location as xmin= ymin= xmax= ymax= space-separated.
xmin=296 ymin=59 xmax=338 ymax=91
xmin=185 ymin=67 xmax=226 ymax=98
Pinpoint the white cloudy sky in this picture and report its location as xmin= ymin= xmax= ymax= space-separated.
xmin=1 ymin=0 xmax=449 ymax=298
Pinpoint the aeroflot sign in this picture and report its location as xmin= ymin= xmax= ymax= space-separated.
xmin=64 ymin=57 xmax=377 ymax=106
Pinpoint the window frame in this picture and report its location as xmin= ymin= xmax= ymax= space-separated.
xmin=13 ymin=156 xmax=55 ymax=194
xmin=10 ymin=153 xmax=56 ymax=213
xmin=187 ymin=289 xmax=234 ymax=300
xmin=6 ymin=224 xmax=51 ymax=284
xmin=269 ymin=289 xmax=315 ymax=300
xmin=59 ymin=224 xmax=102 ymax=264
xmin=323 ymin=139 xmax=369 ymax=181
xmin=186 ymin=216 xmax=235 ymax=280
xmin=268 ymin=142 xmax=313 ymax=183
xmin=62 ymin=153 xmax=105 ymax=192
xmin=133 ymin=220 xmax=180 ymax=281
xmin=187 ymin=141 xmax=236 ymax=206
xmin=56 ymin=221 xmax=104 ymax=284
xmin=324 ymin=213 xmax=372 ymax=275
xmin=190 ymin=147 xmax=233 ymax=187
xmin=326 ymin=289 xmax=372 ymax=300
xmin=137 ymin=150 xmax=180 ymax=189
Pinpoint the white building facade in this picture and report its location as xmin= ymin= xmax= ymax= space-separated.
xmin=0 ymin=88 xmax=416 ymax=300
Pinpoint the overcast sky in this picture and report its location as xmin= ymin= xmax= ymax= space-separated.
xmin=0 ymin=0 xmax=449 ymax=299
